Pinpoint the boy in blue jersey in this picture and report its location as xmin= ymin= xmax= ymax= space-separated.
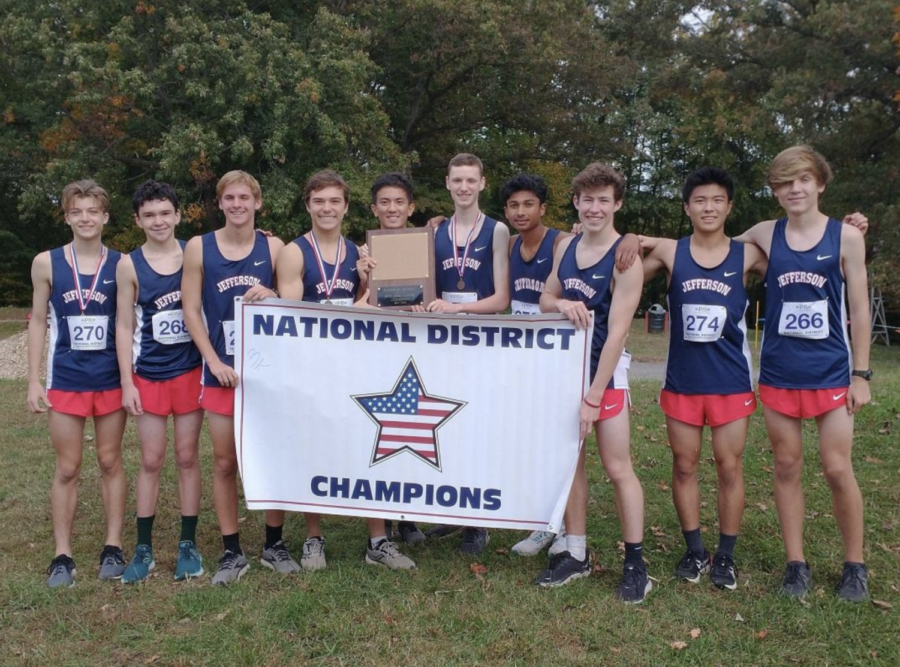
xmin=639 ymin=168 xmax=768 ymax=590
xmin=738 ymin=146 xmax=871 ymax=601
xmin=356 ymin=172 xmax=428 ymax=546
xmin=115 ymin=181 xmax=205 ymax=583
xmin=537 ymin=163 xmax=649 ymax=603
xmin=182 ymin=171 xmax=296 ymax=585
xmin=28 ymin=180 xmax=128 ymax=587
xmin=277 ymin=170 xmax=416 ymax=571
xmin=424 ymin=153 xmax=510 ymax=555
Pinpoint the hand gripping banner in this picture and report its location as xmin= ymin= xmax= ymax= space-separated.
xmin=234 ymin=298 xmax=590 ymax=531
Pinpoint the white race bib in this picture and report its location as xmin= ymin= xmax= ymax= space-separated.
xmin=321 ymin=298 xmax=354 ymax=306
xmin=67 ymin=315 xmax=108 ymax=351
xmin=222 ymin=320 xmax=236 ymax=356
xmin=511 ymin=299 xmax=541 ymax=315
xmin=778 ymin=300 xmax=829 ymax=340
xmin=682 ymin=304 xmax=727 ymax=343
xmin=152 ymin=309 xmax=191 ymax=345
xmin=442 ymin=291 xmax=478 ymax=304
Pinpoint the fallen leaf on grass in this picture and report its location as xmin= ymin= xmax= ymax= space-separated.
xmin=871 ymin=651 xmax=879 ymax=659
xmin=469 ymin=563 xmax=488 ymax=577
xmin=872 ymin=600 xmax=893 ymax=610
xmin=178 ymin=618 xmax=191 ymax=625
xmin=734 ymin=613 xmax=745 ymax=622
xmin=658 ymin=481 xmax=670 ymax=491
xmin=214 ymin=610 xmax=230 ymax=621
xmin=762 ymin=465 xmax=773 ymax=473
xmin=144 ymin=656 xmax=159 ymax=665
xmin=690 ymin=628 xmax=701 ymax=640
xmin=636 ymin=425 xmax=645 ymax=431
xmin=755 ymin=629 xmax=769 ymax=639
xmin=100 ymin=604 xmax=112 ymax=612
xmin=670 ymin=641 xmax=687 ymax=650
xmin=756 ymin=503 xmax=768 ymax=511
xmin=592 ymin=563 xmax=606 ymax=574
xmin=494 ymin=548 xmax=508 ymax=556
xmin=611 ymin=647 xmax=621 ymax=654
xmin=383 ymin=613 xmax=396 ymax=625
xmin=865 ymin=455 xmax=885 ymax=463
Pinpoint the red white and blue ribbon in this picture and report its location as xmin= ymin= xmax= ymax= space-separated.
xmin=450 ymin=211 xmax=483 ymax=288
xmin=68 ymin=243 xmax=108 ymax=313
xmin=308 ymin=231 xmax=344 ymax=302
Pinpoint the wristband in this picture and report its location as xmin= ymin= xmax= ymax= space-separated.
xmin=582 ymin=396 xmax=601 ymax=409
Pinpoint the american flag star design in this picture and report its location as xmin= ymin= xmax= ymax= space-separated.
xmin=352 ymin=358 xmax=465 ymax=471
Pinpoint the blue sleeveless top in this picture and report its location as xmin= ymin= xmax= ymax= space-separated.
xmin=131 ymin=241 xmax=202 ymax=381
xmin=760 ymin=218 xmax=850 ymax=389
xmin=510 ymin=228 xmax=560 ymax=314
xmin=435 ymin=216 xmax=497 ymax=299
xmin=294 ymin=236 xmax=360 ymax=304
xmin=665 ymin=237 xmax=752 ymax=394
xmin=47 ymin=246 xmax=121 ymax=391
xmin=200 ymin=231 xmax=273 ymax=387
xmin=557 ymin=235 xmax=622 ymax=383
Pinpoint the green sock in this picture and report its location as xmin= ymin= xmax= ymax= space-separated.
xmin=136 ymin=515 xmax=155 ymax=549
xmin=180 ymin=515 xmax=198 ymax=543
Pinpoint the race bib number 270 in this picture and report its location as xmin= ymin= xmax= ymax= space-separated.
xmin=67 ymin=315 xmax=109 ymax=351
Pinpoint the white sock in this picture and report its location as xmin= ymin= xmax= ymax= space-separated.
xmin=567 ymin=534 xmax=587 ymax=560
xmin=369 ymin=535 xmax=387 ymax=548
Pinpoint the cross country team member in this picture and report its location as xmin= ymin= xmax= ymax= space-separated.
xmin=738 ymin=146 xmax=872 ymax=601
xmin=28 ymin=180 xmax=128 ymax=588
xmin=425 ymin=153 xmax=510 ymax=555
xmin=182 ymin=170 xmax=295 ymax=585
xmin=115 ymin=181 xmax=205 ymax=583
xmin=276 ymin=169 xmax=415 ymax=571
xmin=356 ymin=171 xmax=428 ymax=546
xmin=638 ymin=167 xmax=767 ymax=590
xmin=537 ymin=163 xmax=649 ymax=603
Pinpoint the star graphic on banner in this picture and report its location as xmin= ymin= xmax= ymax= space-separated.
xmin=351 ymin=358 xmax=465 ymax=471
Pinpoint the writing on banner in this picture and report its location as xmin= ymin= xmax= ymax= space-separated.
xmin=235 ymin=299 xmax=590 ymax=531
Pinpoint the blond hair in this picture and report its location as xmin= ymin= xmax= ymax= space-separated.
xmin=216 ymin=170 xmax=262 ymax=201
xmin=767 ymin=145 xmax=833 ymax=188
xmin=572 ymin=163 xmax=625 ymax=201
xmin=61 ymin=180 xmax=110 ymax=213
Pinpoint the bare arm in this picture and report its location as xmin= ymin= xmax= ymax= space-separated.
xmin=274 ymin=242 xmax=305 ymax=301
xmin=26 ymin=252 xmax=52 ymax=412
xmin=641 ymin=238 xmax=676 ymax=284
xmin=115 ymin=255 xmax=142 ymax=415
xmin=743 ymin=243 xmax=768 ymax=279
xmin=579 ymin=259 xmax=642 ymax=438
xmin=842 ymin=226 xmax=871 ymax=414
xmin=733 ymin=219 xmax=776 ymax=258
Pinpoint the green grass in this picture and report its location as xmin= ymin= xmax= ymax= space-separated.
xmin=0 ymin=342 xmax=898 ymax=666
xmin=0 ymin=307 xmax=29 ymax=340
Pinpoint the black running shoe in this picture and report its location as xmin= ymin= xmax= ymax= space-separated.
xmin=615 ymin=562 xmax=653 ymax=604
xmin=675 ymin=549 xmax=711 ymax=584
xmin=397 ymin=521 xmax=426 ymax=545
xmin=458 ymin=527 xmax=489 ymax=555
xmin=710 ymin=552 xmax=737 ymax=590
xmin=536 ymin=549 xmax=591 ymax=588
xmin=836 ymin=563 xmax=869 ymax=603
xmin=780 ymin=560 xmax=812 ymax=598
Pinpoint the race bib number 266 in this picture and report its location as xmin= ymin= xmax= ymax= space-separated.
xmin=778 ymin=300 xmax=829 ymax=340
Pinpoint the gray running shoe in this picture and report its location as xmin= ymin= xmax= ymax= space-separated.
xmin=98 ymin=545 xmax=126 ymax=581
xmin=836 ymin=563 xmax=869 ymax=602
xmin=211 ymin=550 xmax=249 ymax=586
xmin=47 ymin=555 xmax=76 ymax=588
xmin=458 ymin=527 xmax=489 ymax=555
xmin=512 ymin=530 xmax=555 ymax=556
xmin=366 ymin=539 xmax=417 ymax=570
xmin=300 ymin=536 xmax=327 ymax=571
xmin=780 ymin=561 xmax=813 ymax=598
xmin=260 ymin=540 xmax=301 ymax=574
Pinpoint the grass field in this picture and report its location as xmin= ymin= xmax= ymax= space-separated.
xmin=0 ymin=307 xmax=28 ymax=341
xmin=1 ymin=326 xmax=898 ymax=666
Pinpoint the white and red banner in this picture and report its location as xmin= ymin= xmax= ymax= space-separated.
xmin=234 ymin=298 xmax=589 ymax=531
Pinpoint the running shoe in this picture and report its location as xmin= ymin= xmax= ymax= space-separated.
xmin=300 ymin=536 xmax=327 ymax=571
xmin=46 ymin=555 xmax=76 ymax=589
xmin=174 ymin=540 xmax=204 ymax=581
xmin=365 ymin=539 xmax=417 ymax=570
xmin=260 ymin=540 xmax=301 ymax=574
xmin=537 ymin=549 xmax=591 ymax=588
xmin=211 ymin=549 xmax=249 ymax=586
xmin=675 ymin=549 xmax=711 ymax=584
xmin=710 ymin=552 xmax=737 ymax=590
xmin=98 ymin=545 xmax=126 ymax=581
xmin=397 ymin=521 xmax=426 ymax=545
xmin=512 ymin=530 xmax=555 ymax=556
xmin=122 ymin=544 xmax=155 ymax=584
xmin=780 ymin=560 xmax=813 ymax=598
xmin=615 ymin=562 xmax=653 ymax=604
xmin=836 ymin=563 xmax=869 ymax=603
xmin=458 ymin=527 xmax=489 ymax=555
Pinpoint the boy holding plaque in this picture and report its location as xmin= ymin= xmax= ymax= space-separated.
xmin=115 ymin=181 xmax=205 ymax=583
xmin=536 ymin=163 xmax=649 ymax=603
xmin=276 ymin=170 xmax=417 ymax=571
xmin=28 ymin=179 xmax=128 ymax=588
xmin=182 ymin=171 xmax=295 ymax=585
